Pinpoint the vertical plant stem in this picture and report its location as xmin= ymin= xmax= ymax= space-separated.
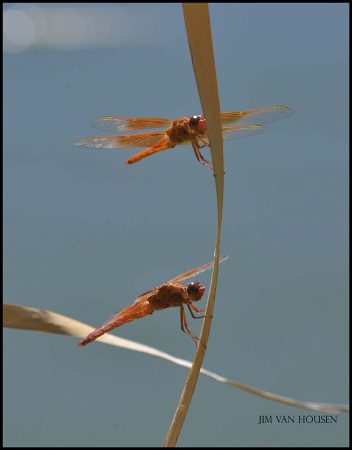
xmin=163 ymin=3 xmax=224 ymax=446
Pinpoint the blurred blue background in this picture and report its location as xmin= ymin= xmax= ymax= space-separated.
xmin=4 ymin=3 xmax=348 ymax=447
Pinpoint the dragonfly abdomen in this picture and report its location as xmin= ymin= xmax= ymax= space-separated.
xmin=77 ymin=300 xmax=154 ymax=347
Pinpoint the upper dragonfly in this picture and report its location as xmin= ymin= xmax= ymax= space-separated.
xmin=76 ymin=106 xmax=293 ymax=170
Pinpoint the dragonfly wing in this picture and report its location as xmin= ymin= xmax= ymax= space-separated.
xmin=222 ymin=125 xmax=267 ymax=142
xmin=93 ymin=116 xmax=173 ymax=132
xmin=171 ymin=255 xmax=230 ymax=283
xmin=75 ymin=131 xmax=167 ymax=149
xmin=134 ymin=288 xmax=158 ymax=300
xmin=221 ymin=106 xmax=293 ymax=127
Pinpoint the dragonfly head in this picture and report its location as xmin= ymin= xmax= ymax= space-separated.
xmin=189 ymin=115 xmax=207 ymax=135
xmin=186 ymin=281 xmax=205 ymax=302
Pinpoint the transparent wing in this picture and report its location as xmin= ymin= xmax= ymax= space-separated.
xmin=171 ymin=255 xmax=230 ymax=283
xmin=221 ymin=125 xmax=267 ymax=142
xmin=93 ymin=116 xmax=173 ymax=132
xmin=75 ymin=131 xmax=167 ymax=149
xmin=221 ymin=106 xmax=293 ymax=127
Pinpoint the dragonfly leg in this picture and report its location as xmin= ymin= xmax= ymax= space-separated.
xmin=191 ymin=140 xmax=213 ymax=170
xmin=198 ymin=137 xmax=210 ymax=148
xmin=185 ymin=302 xmax=209 ymax=320
xmin=189 ymin=303 xmax=205 ymax=314
xmin=180 ymin=305 xmax=200 ymax=345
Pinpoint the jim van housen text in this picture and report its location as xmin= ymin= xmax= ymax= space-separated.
xmin=257 ymin=415 xmax=337 ymax=424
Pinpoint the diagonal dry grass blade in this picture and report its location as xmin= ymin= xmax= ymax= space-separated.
xmin=4 ymin=303 xmax=349 ymax=414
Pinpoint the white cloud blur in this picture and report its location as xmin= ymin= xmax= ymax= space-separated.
xmin=3 ymin=3 xmax=162 ymax=53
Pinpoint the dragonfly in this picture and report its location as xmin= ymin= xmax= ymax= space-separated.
xmin=75 ymin=106 xmax=293 ymax=169
xmin=77 ymin=255 xmax=229 ymax=347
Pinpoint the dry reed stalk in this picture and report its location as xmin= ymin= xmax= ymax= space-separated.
xmin=163 ymin=4 xmax=225 ymax=446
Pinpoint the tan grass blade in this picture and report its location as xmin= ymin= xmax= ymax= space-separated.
xmin=3 ymin=303 xmax=348 ymax=414
xmin=163 ymin=4 xmax=224 ymax=446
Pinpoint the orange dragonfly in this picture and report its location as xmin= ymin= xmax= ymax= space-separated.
xmin=77 ymin=255 xmax=229 ymax=347
xmin=75 ymin=106 xmax=293 ymax=169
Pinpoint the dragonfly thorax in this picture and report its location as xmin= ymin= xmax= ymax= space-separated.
xmin=167 ymin=117 xmax=195 ymax=143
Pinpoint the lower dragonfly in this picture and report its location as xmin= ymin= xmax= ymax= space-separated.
xmin=77 ymin=255 xmax=229 ymax=347
xmin=75 ymin=106 xmax=293 ymax=170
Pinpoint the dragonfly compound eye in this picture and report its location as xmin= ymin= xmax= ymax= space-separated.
xmin=186 ymin=281 xmax=205 ymax=301
xmin=189 ymin=115 xmax=201 ymax=129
